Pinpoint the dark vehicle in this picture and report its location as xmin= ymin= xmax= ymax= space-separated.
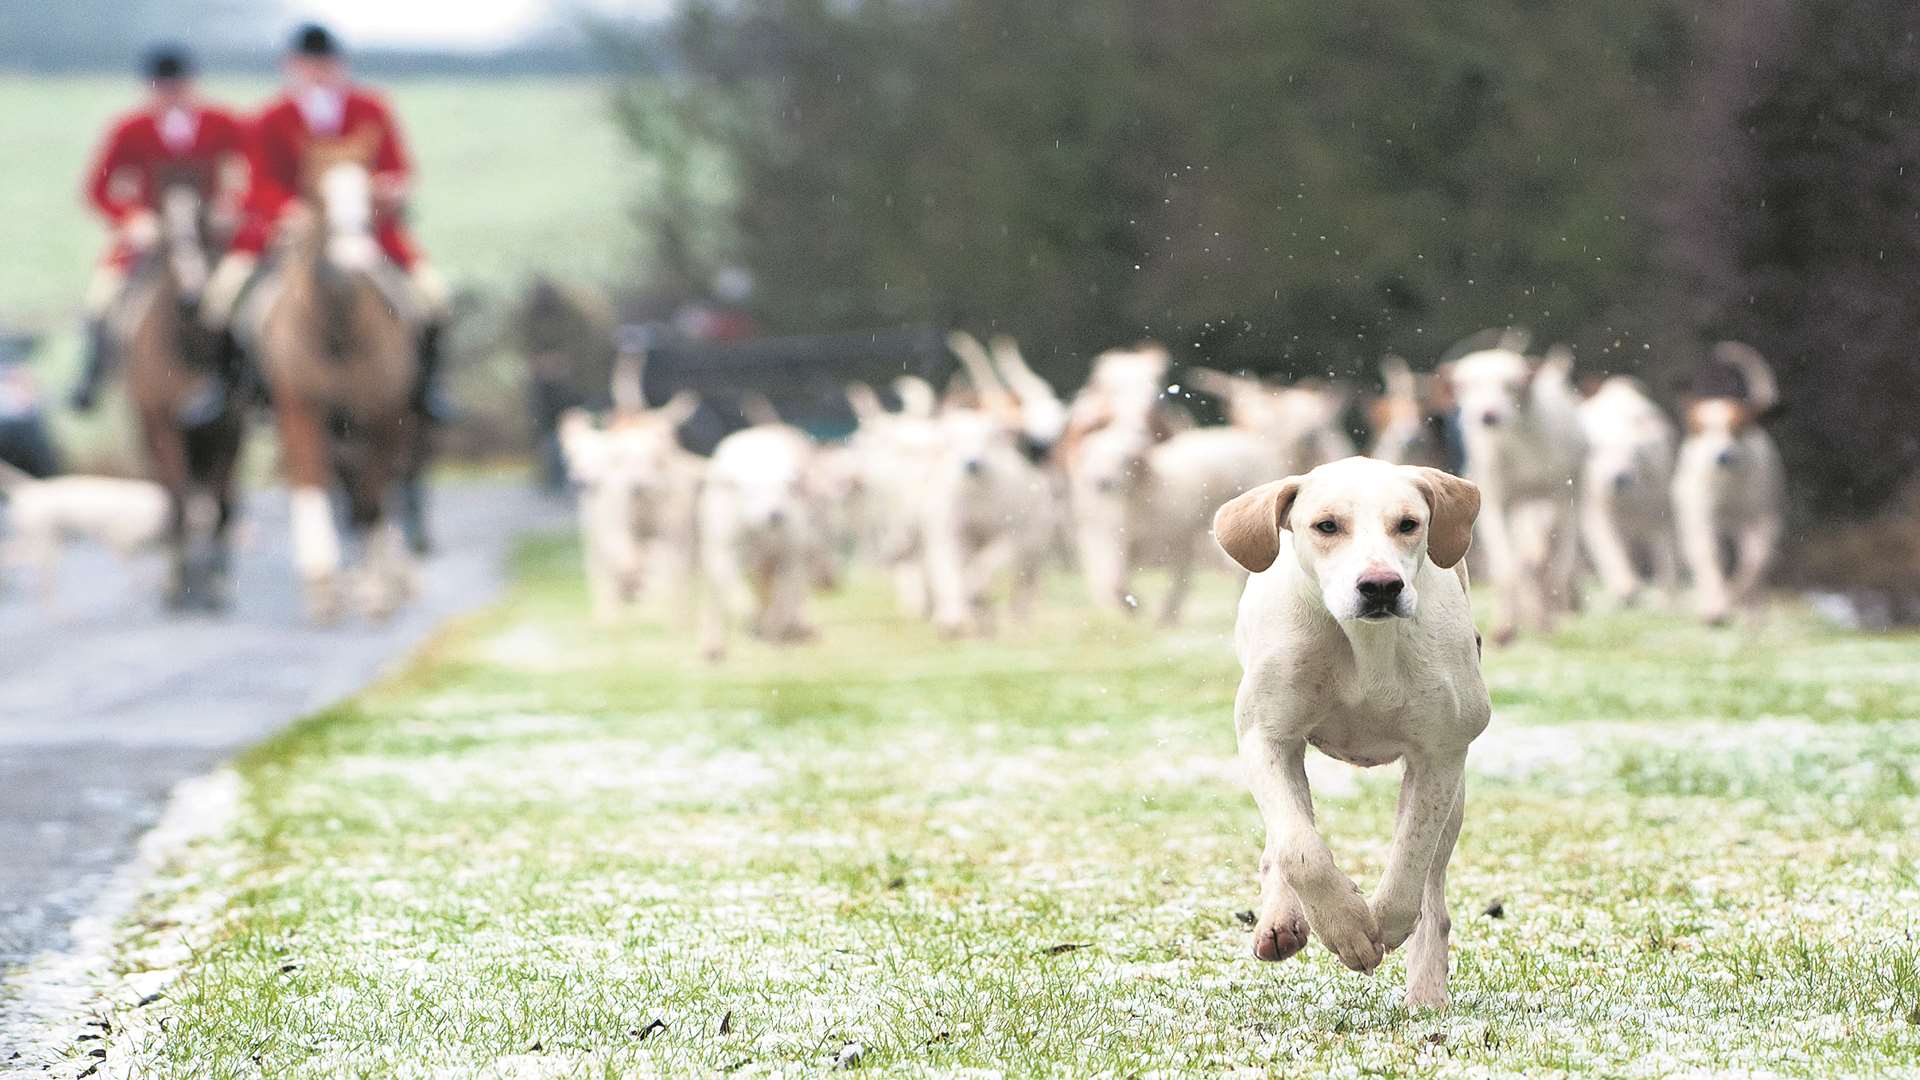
xmin=0 ymin=333 xmax=59 ymax=478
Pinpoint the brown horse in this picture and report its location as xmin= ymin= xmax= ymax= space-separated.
xmin=122 ymin=177 xmax=246 ymax=611
xmin=253 ymin=156 xmax=420 ymax=622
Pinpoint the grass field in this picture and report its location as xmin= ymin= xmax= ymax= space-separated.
xmin=39 ymin=542 xmax=1920 ymax=1076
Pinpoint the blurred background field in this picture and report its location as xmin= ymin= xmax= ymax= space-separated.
xmin=0 ymin=72 xmax=648 ymax=466
xmin=0 ymin=74 xmax=639 ymax=320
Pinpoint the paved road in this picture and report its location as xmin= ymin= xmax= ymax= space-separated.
xmin=0 ymin=482 xmax=565 ymax=972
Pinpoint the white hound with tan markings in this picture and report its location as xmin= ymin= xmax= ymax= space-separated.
xmin=920 ymin=406 xmax=1058 ymax=637
xmin=698 ymin=424 xmax=830 ymax=658
xmin=1672 ymin=342 xmax=1786 ymax=624
xmin=1069 ymin=423 xmax=1275 ymax=623
xmin=1214 ymin=456 xmax=1487 ymax=1010
xmin=1578 ymin=377 xmax=1679 ymax=606
xmin=558 ymin=395 xmax=703 ymax=625
xmin=1445 ymin=335 xmax=1585 ymax=642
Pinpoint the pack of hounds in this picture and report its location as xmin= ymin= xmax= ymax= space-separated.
xmin=557 ymin=327 xmax=1786 ymax=656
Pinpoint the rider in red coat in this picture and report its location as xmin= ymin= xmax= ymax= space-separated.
xmin=200 ymin=24 xmax=450 ymax=424
xmin=73 ymin=46 xmax=249 ymax=412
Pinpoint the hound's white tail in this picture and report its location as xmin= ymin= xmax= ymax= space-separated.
xmin=988 ymin=335 xmax=1048 ymax=395
xmin=1185 ymin=366 xmax=1251 ymax=400
xmin=611 ymin=349 xmax=645 ymax=414
xmin=892 ymin=375 xmax=936 ymax=418
xmin=988 ymin=335 xmax=1067 ymax=444
xmin=846 ymin=382 xmax=884 ymax=423
xmin=946 ymin=331 xmax=1013 ymax=404
xmin=1379 ymin=354 xmax=1417 ymax=400
xmin=1714 ymin=341 xmax=1778 ymax=413
xmin=1540 ymin=343 xmax=1576 ymax=378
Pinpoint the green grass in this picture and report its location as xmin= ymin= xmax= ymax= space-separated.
xmin=64 ymin=547 xmax=1920 ymax=1075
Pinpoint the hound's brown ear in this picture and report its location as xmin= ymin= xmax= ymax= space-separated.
xmin=1213 ymin=477 xmax=1303 ymax=573
xmin=1408 ymin=467 xmax=1480 ymax=569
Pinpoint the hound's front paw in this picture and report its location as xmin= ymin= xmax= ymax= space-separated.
xmin=1300 ymin=883 xmax=1384 ymax=973
xmin=1251 ymin=895 xmax=1309 ymax=962
xmin=1370 ymin=893 xmax=1422 ymax=952
xmin=1403 ymin=981 xmax=1449 ymax=1012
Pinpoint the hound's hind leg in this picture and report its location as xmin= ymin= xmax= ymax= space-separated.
xmin=1404 ymin=785 xmax=1464 ymax=1010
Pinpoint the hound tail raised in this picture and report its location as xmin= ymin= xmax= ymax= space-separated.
xmin=946 ymin=331 xmax=1016 ymax=409
xmin=892 ymin=375 xmax=936 ymax=419
xmin=1713 ymin=342 xmax=1779 ymax=413
xmin=1379 ymin=354 xmax=1417 ymax=401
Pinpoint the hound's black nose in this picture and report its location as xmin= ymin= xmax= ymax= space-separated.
xmin=1613 ymin=473 xmax=1633 ymax=492
xmin=963 ymin=458 xmax=985 ymax=476
xmin=1357 ymin=574 xmax=1404 ymax=601
xmin=1481 ymin=410 xmax=1502 ymax=427
xmin=1714 ymin=449 xmax=1736 ymax=468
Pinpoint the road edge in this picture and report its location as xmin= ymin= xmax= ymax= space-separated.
xmin=0 ymin=769 xmax=243 ymax=1077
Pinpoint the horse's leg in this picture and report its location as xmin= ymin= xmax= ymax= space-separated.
xmin=353 ymin=412 xmax=418 ymax=620
xmin=194 ymin=414 xmax=246 ymax=612
xmin=276 ymin=395 xmax=344 ymax=623
xmin=400 ymin=422 xmax=434 ymax=557
xmin=138 ymin=412 xmax=193 ymax=612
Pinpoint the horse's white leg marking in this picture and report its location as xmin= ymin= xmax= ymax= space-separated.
xmin=290 ymin=485 xmax=342 ymax=621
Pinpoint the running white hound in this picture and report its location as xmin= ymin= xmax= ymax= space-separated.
xmin=1214 ymin=456 xmax=1487 ymax=1010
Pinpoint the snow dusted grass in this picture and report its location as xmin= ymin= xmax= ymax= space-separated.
xmin=76 ymin=539 xmax=1920 ymax=1075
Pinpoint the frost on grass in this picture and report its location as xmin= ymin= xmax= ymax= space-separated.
xmin=67 ymin=562 xmax=1920 ymax=1076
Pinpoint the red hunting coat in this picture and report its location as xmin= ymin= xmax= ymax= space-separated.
xmin=84 ymin=104 xmax=249 ymax=266
xmin=233 ymin=87 xmax=421 ymax=269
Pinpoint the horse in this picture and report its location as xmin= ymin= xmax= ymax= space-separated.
xmin=120 ymin=174 xmax=247 ymax=611
xmin=252 ymin=155 xmax=421 ymax=622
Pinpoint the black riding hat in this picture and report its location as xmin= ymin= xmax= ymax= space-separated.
xmin=144 ymin=45 xmax=193 ymax=81
xmin=292 ymin=23 xmax=341 ymax=58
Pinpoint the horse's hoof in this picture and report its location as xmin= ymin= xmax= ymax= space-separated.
xmin=198 ymin=580 xmax=232 ymax=614
xmin=359 ymin=589 xmax=400 ymax=624
xmin=305 ymin=576 xmax=342 ymax=625
xmin=356 ymin=571 xmax=411 ymax=623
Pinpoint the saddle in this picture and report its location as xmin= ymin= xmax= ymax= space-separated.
xmin=234 ymin=248 xmax=418 ymax=364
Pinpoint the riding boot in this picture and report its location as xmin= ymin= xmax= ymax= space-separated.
xmin=69 ymin=319 xmax=114 ymax=412
xmin=413 ymin=320 xmax=455 ymax=424
xmin=230 ymin=329 xmax=273 ymax=409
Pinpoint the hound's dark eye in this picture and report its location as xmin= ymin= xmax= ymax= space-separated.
xmin=1313 ymin=520 xmax=1339 ymax=535
xmin=1398 ymin=517 xmax=1420 ymax=534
